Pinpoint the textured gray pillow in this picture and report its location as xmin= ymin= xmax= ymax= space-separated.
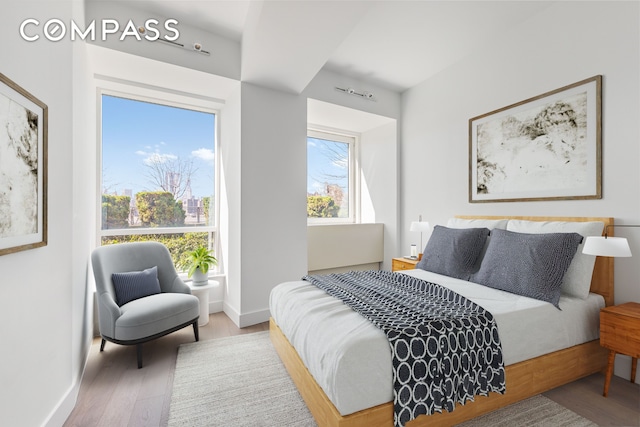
xmin=112 ymin=266 xmax=161 ymax=306
xmin=470 ymin=229 xmax=583 ymax=308
xmin=416 ymin=225 xmax=490 ymax=280
xmin=506 ymin=220 xmax=604 ymax=299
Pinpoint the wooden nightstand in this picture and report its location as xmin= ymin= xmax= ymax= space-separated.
xmin=600 ymin=302 xmax=640 ymax=397
xmin=392 ymin=257 xmax=420 ymax=272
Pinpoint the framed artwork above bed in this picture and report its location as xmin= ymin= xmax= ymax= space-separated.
xmin=469 ymin=75 xmax=602 ymax=203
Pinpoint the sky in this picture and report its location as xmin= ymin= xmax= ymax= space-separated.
xmin=101 ymin=95 xmax=215 ymax=199
xmin=102 ymin=94 xmax=348 ymax=200
xmin=307 ymin=136 xmax=349 ymax=195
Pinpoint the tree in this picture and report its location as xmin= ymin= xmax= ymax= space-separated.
xmin=307 ymin=195 xmax=339 ymax=218
xmin=325 ymin=184 xmax=345 ymax=211
xmin=136 ymin=191 xmax=185 ymax=227
xmin=144 ymin=155 xmax=197 ymax=200
xmin=202 ymin=196 xmax=211 ymax=225
xmin=101 ymin=194 xmax=130 ymax=229
xmin=102 ymin=232 xmax=208 ymax=269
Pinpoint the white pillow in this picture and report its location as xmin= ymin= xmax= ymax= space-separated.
xmin=446 ymin=218 xmax=509 ymax=230
xmin=506 ymin=220 xmax=604 ymax=299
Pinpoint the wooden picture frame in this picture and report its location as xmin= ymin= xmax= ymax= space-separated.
xmin=0 ymin=73 xmax=47 ymax=255
xmin=469 ymin=75 xmax=602 ymax=203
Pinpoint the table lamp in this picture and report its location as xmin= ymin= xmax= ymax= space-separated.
xmin=582 ymin=224 xmax=636 ymax=257
xmin=410 ymin=215 xmax=430 ymax=259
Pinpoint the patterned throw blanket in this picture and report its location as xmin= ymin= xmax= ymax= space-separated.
xmin=303 ymin=271 xmax=505 ymax=427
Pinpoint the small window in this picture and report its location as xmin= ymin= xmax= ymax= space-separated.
xmin=307 ymin=129 xmax=356 ymax=223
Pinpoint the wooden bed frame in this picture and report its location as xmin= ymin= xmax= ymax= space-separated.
xmin=270 ymin=216 xmax=614 ymax=427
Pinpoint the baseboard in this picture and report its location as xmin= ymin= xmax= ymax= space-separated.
xmin=223 ymin=302 xmax=241 ymax=327
xmin=42 ymin=334 xmax=93 ymax=427
xmin=238 ymin=308 xmax=271 ymax=328
xmin=222 ymin=303 xmax=270 ymax=328
xmin=209 ymin=299 xmax=224 ymax=313
xmin=43 ymin=381 xmax=79 ymax=427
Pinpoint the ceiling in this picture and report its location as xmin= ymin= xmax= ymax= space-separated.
xmin=114 ymin=1 xmax=555 ymax=94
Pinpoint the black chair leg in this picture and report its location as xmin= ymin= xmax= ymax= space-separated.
xmin=136 ymin=344 xmax=143 ymax=369
xmin=193 ymin=320 xmax=199 ymax=342
xmin=100 ymin=338 xmax=106 ymax=352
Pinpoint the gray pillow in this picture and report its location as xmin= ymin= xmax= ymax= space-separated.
xmin=416 ymin=225 xmax=490 ymax=280
xmin=470 ymin=229 xmax=583 ymax=308
xmin=112 ymin=266 xmax=161 ymax=306
xmin=506 ymin=220 xmax=604 ymax=299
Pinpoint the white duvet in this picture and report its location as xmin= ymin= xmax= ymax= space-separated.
xmin=269 ymin=268 xmax=604 ymax=416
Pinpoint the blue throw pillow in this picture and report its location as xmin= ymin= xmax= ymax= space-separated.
xmin=112 ymin=266 xmax=161 ymax=306
xmin=470 ymin=229 xmax=583 ymax=308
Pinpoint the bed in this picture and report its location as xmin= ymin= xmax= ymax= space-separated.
xmin=269 ymin=216 xmax=614 ymax=427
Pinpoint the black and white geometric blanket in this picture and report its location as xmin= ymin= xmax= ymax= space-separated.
xmin=303 ymin=270 xmax=505 ymax=427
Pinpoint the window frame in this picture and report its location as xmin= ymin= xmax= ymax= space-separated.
xmin=307 ymin=127 xmax=360 ymax=224
xmin=97 ymin=88 xmax=221 ymax=276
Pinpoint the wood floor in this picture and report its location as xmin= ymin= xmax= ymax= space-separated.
xmin=64 ymin=312 xmax=639 ymax=427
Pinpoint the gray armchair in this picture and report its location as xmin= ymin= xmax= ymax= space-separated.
xmin=91 ymin=241 xmax=200 ymax=368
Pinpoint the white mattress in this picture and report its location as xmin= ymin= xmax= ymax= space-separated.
xmin=269 ymin=269 xmax=604 ymax=416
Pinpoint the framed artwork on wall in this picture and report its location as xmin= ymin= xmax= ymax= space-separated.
xmin=0 ymin=72 xmax=47 ymax=255
xmin=469 ymin=75 xmax=602 ymax=203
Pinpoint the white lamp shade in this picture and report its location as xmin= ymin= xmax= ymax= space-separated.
xmin=410 ymin=221 xmax=430 ymax=232
xmin=582 ymin=236 xmax=632 ymax=257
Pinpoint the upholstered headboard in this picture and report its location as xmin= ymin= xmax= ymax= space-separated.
xmin=454 ymin=215 xmax=615 ymax=306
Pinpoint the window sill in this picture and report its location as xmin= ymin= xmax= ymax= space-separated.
xmin=180 ymin=271 xmax=225 ymax=283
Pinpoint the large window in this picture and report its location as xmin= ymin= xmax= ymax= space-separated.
xmin=307 ymin=129 xmax=356 ymax=223
xmin=100 ymin=93 xmax=218 ymax=271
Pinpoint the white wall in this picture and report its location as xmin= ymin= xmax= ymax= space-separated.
xmin=305 ymin=68 xmax=401 ymax=121
xmin=401 ymin=1 xmax=640 ymax=378
xmin=219 ymin=85 xmax=242 ymax=318
xmin=308 ymin=223 xmax=384 ymax=274
xmin=0 ymin=2 xmax=78 ymax=426
xmin=361 ymin=121 xmax=399 ymax=269
xmin=230 ymin=82 xmax=308 ymax=327
xmin=84 ymin=0 xmax=240 ymax=80
xmin=68 ymin=2 xmax=96 ymax=425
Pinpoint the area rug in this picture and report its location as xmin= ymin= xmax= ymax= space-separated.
xmin=457 ymin=394 xmax=597 ymax=427
xmin=168 ymin=331 xmax=315 ymax=427
xmin=168 ymin=331 xmax=596 ymax=427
